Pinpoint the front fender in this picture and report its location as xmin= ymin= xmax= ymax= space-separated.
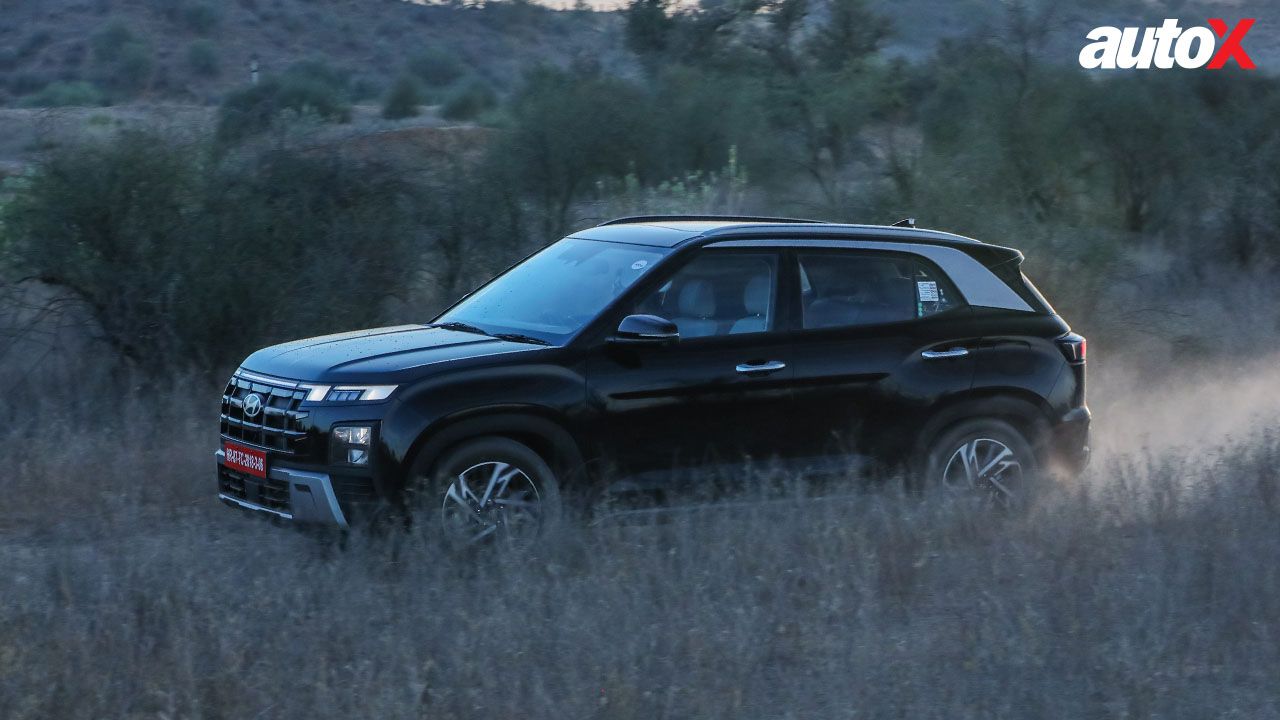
xmin=378 ymin=359 xmax=589 ymax=493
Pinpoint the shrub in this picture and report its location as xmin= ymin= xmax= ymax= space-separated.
xmin=181 ymin=2 xmax=221 ymax=35
xmin=216 ymin=61 xmax=351 ymax=144
xmin=19 ymin=80 xmax=106 ymax=108
xmin=90 ymin=20 xmax=152 ymax=94
xmin=109 ymin=40 xmax=153 ymax=92
xmin=186 ymin=39 xmax=219 ymax=77
xmin=0 ymin=131 xmax=420 ymax=369
xmin=90 ymin=20 xmax=135 ymax=59
xmin=440 ymin=78 xmax=497 ymax=121
xmin=407 ymin=47 xmax=465 ymax=87
xmin=381 ymin=73 xmax=423 ymax=119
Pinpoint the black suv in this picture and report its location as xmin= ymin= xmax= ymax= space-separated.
xmin=217 ymin=216 xmax=1089 ymax=542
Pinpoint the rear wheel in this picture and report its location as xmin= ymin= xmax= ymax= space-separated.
xmin=405 ymin=437 xmax=561 ymax=549
xmin=921 ymin=418 xmax=1038 ymax=507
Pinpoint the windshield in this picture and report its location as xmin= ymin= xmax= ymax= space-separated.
xmin=435 ymin=238 xmax=668 ymax=344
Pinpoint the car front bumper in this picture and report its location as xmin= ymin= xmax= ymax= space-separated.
xmin=216 ymin=450 xmax=350 ymax=527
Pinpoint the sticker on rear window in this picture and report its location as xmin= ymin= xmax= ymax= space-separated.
xmin=917 ymin=281 xmax=939 ymax=302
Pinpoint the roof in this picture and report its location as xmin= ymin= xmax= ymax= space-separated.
xmin=569 ymin=217 xmax=991 ymax=251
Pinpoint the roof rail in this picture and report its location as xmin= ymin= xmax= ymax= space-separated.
xmin=599 ymin=214 xmax=827 ymax=226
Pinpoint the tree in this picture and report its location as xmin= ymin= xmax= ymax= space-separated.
xmin=624 ymin=0 xmax=675 ymax=60
xmin=502 ymin=67 xmax=654 ymax=239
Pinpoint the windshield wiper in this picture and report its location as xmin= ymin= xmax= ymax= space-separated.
xmin=430 ymin=321 xmax=489 ymax=335
xmin=432 ymin=322 xmax=550 ymax=346
xmin=492 ymin=333 xmax=552 ymax=346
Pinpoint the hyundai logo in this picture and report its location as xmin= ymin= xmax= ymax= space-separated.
xmin=242 ymin=393 xmax=263 ymax=418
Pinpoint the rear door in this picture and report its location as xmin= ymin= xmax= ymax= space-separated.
xmin=585 ymin=248 xmax=795 ymax=477
xmin=784 ymin=249 xmax=982 ymax=465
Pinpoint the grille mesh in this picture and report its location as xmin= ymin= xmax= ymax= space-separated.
xmin=220 ymin=372 xmax=310 ymax=454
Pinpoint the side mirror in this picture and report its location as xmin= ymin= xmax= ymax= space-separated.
xmin=611 ymin=314 xmax=679 ymax=346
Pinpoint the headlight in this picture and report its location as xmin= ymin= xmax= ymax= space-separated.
xmin=331 ymin=424 xmax=373 ymax=465
xmin=300 ymin=384 xmax=397 ymax=402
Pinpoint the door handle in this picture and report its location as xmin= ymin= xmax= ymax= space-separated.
xmin=736 ymin=360 xmax=787 ymax=375
xmin=921 ymin=348 xmax=969 ymax=360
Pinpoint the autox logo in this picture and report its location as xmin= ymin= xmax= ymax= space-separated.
xmin=1079 ymin=19 xmax=1256 ymax=70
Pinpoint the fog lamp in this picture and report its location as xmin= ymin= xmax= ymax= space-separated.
xmin=331 ymin=425 xmax=373 ymax=465
xmin=333 ymin=426 xmax=371 ymax=446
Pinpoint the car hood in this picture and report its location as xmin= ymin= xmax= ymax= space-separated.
xmin=241 ymin=325 xmax=544 ymax=384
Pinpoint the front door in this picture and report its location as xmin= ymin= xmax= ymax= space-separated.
xmin=586 ymin=249 xmax=794 ymax=480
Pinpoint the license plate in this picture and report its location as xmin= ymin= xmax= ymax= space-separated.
xmin=223 ymin=442 xmax=267 ymax=478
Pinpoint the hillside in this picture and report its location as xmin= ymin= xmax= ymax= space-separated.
xmin=873 ymin=0 xmax=1280 ymax=68
xmin=0 ymin=0 xmax=629 ymax=107
xmin=2 ymin=0 xmax=1275 ymax=110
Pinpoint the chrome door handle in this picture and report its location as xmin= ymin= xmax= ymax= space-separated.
xmin=921 ymin=348 xmax=969 ymax=359
xmin=736 ymin=360 xmax=787 ymax=374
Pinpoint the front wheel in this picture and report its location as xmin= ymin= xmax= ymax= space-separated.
xmin=405 ymin=437 xmax=562 ymax=549
xmin=920 ymin=418 xmax=1038 ymax=507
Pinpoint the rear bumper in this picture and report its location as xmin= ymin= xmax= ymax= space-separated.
xmin=216 ymin=450 xmax=349 ymax=527
xmin=1048 ymin=406 xmax=1091 ymax=473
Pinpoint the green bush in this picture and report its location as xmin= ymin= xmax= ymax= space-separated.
xmin=186 ymin=39 xmax=219 ymax=77
xmin=440 ymin=79 xmax=497 ymax=121
xmin=90 ymin=20 xmax=135 ymax=59
xmin=381 ymin=74 xmax=423 ymax=120
xmin=90 ymin=20 xmax=152 ymax=94
xmin=20 ymin=81 xmax=106 ymax=108
xmin=0 ymin=131 xmax=420 ymax=369
xmin=407 ymin=48 xmax=465 ymax=87
xmin=181 ymin=2 xmax=221 ymax=34
xmin=216 ymin=61 xmax=351 ymax=144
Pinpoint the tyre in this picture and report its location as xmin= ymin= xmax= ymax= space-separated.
xmin=405 ymin=436 xmax=562 ymax=549
xmin=920 ymin=418 xmax=1038 ymax=507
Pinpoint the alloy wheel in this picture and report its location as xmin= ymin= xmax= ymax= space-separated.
xmin=440 ymin=461 xmax=543 ymax=546
xmin=940 ymin=437 xmax=1024 ymax=505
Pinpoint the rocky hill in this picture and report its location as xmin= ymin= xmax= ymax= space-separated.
xmin=0 ymin=0 xmax=629 ymax=107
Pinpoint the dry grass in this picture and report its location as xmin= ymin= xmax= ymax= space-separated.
xmin=1 ymin=367 xmax=1279 ymax=719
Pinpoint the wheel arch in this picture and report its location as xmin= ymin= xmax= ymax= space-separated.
xmin=396 ymin=406 xmax=586 ymax=493
xmin=914 ymin=389 xmax=1055 ymax=462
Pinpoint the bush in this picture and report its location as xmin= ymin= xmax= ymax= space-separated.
xmin=181 ymin=2 xmax=221 ymax=34
xmin=0 ymin=131 xmax=419 ymax=369
xmin=89 ymin=20 xmax=135 ymax=59
xmin=440 ymin=78 xmax=497 ymax=121
xmin=216 ymin=61 xmax=351 ymax=143
xmin=186 ymin=39 xmax=219 ymax=77
xmin=381 ymin=74 xmax=423 ymax=119
xmin=407 ymin=47 xmax=465 ymax=87
xmin=90 ymin=20 xmax=152 ymax=94
xmin=19 ymin=80 xmax=106 ymax=108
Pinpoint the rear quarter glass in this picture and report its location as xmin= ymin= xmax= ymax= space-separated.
xmin=986 ymin=260 xmax=1053 ymax=314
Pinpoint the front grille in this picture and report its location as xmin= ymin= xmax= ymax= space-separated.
xmin=221 ymin=372 xmax=310 ymax=454
xmin=219 ymin=465 xmax=291 ymax=514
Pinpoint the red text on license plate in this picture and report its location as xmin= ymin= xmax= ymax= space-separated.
xmin=224 ymin=442 xmax=267 ymax=478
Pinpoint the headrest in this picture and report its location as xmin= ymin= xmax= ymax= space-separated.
xmin=678 ymin=279 xmax=716 ymax=318
xmin=742 ymin=275 xmax=770 ymax=315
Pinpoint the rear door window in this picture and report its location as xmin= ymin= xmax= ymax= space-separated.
xmin=797 ymin=252 xmax=963 ymax=330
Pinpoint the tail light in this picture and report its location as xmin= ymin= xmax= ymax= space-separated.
xmin=1057 ymin=333 xmax=1086 ymax=363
